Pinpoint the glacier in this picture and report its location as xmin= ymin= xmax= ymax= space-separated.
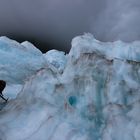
xmin=0 ymin=34 xmax=140 ymax=140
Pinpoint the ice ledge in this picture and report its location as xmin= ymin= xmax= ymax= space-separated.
xmin=70 ymin=33 xmax=140 ymax=62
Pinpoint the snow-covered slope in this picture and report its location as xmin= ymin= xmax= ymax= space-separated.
xmin=0 ymin=34 xmax=140 ymax=140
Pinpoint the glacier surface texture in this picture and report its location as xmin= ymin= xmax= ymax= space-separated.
xmin=0 ymin=34 xmax=140 ymax=140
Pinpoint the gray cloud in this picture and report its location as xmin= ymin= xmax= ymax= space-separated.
xmin=0 ymin=0 xmax=140 ymax=51
xmin=92 ymin=0 xmax=140 ymax=42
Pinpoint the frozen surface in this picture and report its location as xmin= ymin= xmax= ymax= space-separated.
xmin=0 ymin=37 xmax=47 ymax=84
xmin=44 ymin=49 xmax=67 ymax=73
xmin=70 ymin=33 xmax=140 ymax=61
xmin=0 ymin=34 xmax=140 ymax=140
xmin=3 ymin=84 xmax=22 ymax=99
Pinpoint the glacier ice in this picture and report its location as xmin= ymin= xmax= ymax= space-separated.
xmin=43 ymin=49 xmax=67 ymax=73
xmin=0 ymin=36 xmax=47 ymax=84
xmin=0 ymin=34 xmax=140 ymax=140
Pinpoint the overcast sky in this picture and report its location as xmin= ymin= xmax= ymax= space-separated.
xmin=0 ymin=0 xmax=140 ymax=52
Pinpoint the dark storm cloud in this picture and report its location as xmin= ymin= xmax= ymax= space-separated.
xmin=0 ymin=0 xmax=140 ymax=52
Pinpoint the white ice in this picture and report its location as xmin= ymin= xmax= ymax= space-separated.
xmin=0 ymin=34 xmax=140 ymax=140
xmin=0 ymin=36 xmax=47 ymax=84
xmin=44 ymin=49 xmax=67 ymax=73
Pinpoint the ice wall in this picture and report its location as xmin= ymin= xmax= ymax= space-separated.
xmin=0 ymin=37 xmax=47 ymax=84
xmin=0 ymin=34 xmax=140 ymax=140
